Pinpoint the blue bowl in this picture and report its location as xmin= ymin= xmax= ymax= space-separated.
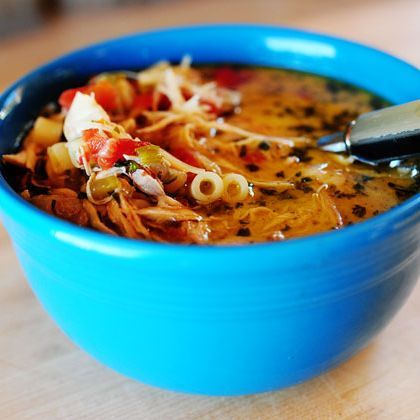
xmin=0 ymin=25 xmax=419 ymax=396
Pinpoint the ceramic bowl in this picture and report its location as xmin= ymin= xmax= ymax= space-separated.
xmin=0 ymin=25 xmax=419 ymax=396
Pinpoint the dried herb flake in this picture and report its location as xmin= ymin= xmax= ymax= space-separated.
xmin=352 ymin=204 xmax=366 ymax=218
xmin=258 ymin=141 xmax=270 ymax=151
xmin=237 ymin=227 xmax=251 ymax=237
xmin=246 ymin=163 xmax=260 ymax=172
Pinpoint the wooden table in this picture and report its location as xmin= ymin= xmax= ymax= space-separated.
xmin=0 ymin=0 xmax=419 ymax=418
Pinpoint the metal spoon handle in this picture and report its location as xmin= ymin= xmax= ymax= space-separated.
xmin=317 ymin=100 xmax=420 ymax=164
xmin=347 ymin=99 xmax=420 ymax=163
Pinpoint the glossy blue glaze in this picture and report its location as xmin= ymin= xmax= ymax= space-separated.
xmin=0 ymin=25 xmax=419 ymax=396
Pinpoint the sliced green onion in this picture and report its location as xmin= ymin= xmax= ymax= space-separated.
xmin=136 ymin=145 xmax=162 ymax=166
xmin=127 ymin=161 xmax=140 ymax=173
xmin=90 ymin=175 xmax=120 ymax=201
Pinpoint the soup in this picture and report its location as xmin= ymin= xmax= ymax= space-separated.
xmin=2 ymin=60 xmax=419 ymax=244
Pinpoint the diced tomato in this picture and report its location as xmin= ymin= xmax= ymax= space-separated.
xmin=186 ymin=173 xmax=197 ymax=183
xmin=83 ymin=128 xmax=104 ymax=160
xmin=243 ymin=150 xmax=266 ymax=164
xmin=215 ymin=67 xmax=252 ymax=89
xmin=97 ymin=138 xmax=150 ymax=169
xmin=155 ymin=93 xmax=171 ymax=111
xmin=132 ymin=92 xmax=154 ymax=112
xmin=58 ymin=80 xmax=118 ymax=112
xmin=58 ymin=86 xmax=90 ymax=109
xmin=83 ymin=129 xmax=107 ymax=161
xmin=132 ymin=92 xmax=171 ymax=113
xmin=91 ymin=80 xmax=118 ymax=112
xmin=83 ymin=128 xmax=150 ymax=169
xmin=84 ymin=128 xmax=106 ymax=145
xmin=171 ymin=147 xmax=201 ymax=168
xmin=117 ymin=138 xmax=147 ymax=156
xmin=96 ymin=139 xmax=118 ymax=169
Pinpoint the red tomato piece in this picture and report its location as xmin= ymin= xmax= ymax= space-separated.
xmin=58 ymin=86 xmax=90 ymax=110
xmin=132 ymin=92 xmax=171 ymax=112
xmin=96 ymin=138 xmax=144 ymax=170
xmin=132 ymin=92 xmax=154 ymax=112
xmin=83 ymin=128 xmax=151 ymax=169
xmin=215 ymin=67 xmax=253 ymax=89
xmin=171 ymin=147 xmax=201 ymax=168
xmin=58 ymin=81 xmax=118 ymax=112
xmin=96 ymin=139 xmax=118 ymax=170
xmin=186 ymin=173 xmax=196 ymax=183
xmin=155 ymin=93 xmax=171 ymax=111
xmin=118 ymin=138 xmax=147 ymax=156
xmin=244 ymin=150 xmax=266 ymax=164
xmin=91 ymin=81 xmax=118 ymax=112
xmin=83 ymin=129 xmax=108 ymax=161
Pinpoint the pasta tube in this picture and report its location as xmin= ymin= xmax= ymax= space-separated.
xmin=222 ymin=173 xmax=249 ymax=203
xmin=190 ymin=171 xmax=224 ymax=204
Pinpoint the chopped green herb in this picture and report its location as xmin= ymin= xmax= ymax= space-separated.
xmin=261 ymin=188 xmax=277 ymax=196
xmin=334 ymin=190 xmax=356 ymax=199
xmin=352 ymin=204 xmax=366 ymax=218
xmin=127 ymin=161 xmax=140 ymax=173
xmin=290 ymin=147 xmax=313 ymax=162
xmin=304 ymin=106 xmax=315 ymax=117
xmin=258 ymin=141 xmax=270 ymax=151
xmin=278 ymin=190 xmax=295 ymax=200
xmin=361 ymin=175 xmax=374 ymax=183
xmin=237 ymin=227 xmax=251 ymax=237
xmin=246 ymin=163 xmax=260 ymax=172
xmin=293 ymin=124 xmax=314 ymax=133
xmin=353 ymin=182 xmax=365 ymax=192
xmin=239 ymin=145 xmax=247 ymax=158
xmin=387 ymin=182 xmax=417 ymax=199
xmin=296 ymin=182 xmax=314 ymax=193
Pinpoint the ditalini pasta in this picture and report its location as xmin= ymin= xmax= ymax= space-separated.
xmin=222 ymin=174 xmax=249 ymax=203
xmin=190 ymin=171 xmax=224 ymax=204
xmin=2 ymin=61 xmax=419 ymax=244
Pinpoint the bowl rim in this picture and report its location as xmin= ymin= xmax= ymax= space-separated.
xmin=0 ymin=23 xmax=419 ymax=257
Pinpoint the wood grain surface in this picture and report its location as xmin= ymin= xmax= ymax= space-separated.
xmin=0 ymin=0 xmax=419 ymax=418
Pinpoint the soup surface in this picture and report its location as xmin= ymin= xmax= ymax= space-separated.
xmin=2 ymin=62 xmax=419 ymax=244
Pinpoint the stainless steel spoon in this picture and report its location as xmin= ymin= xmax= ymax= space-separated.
xmin=317 ymin=99 xmax=420 ymax=164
